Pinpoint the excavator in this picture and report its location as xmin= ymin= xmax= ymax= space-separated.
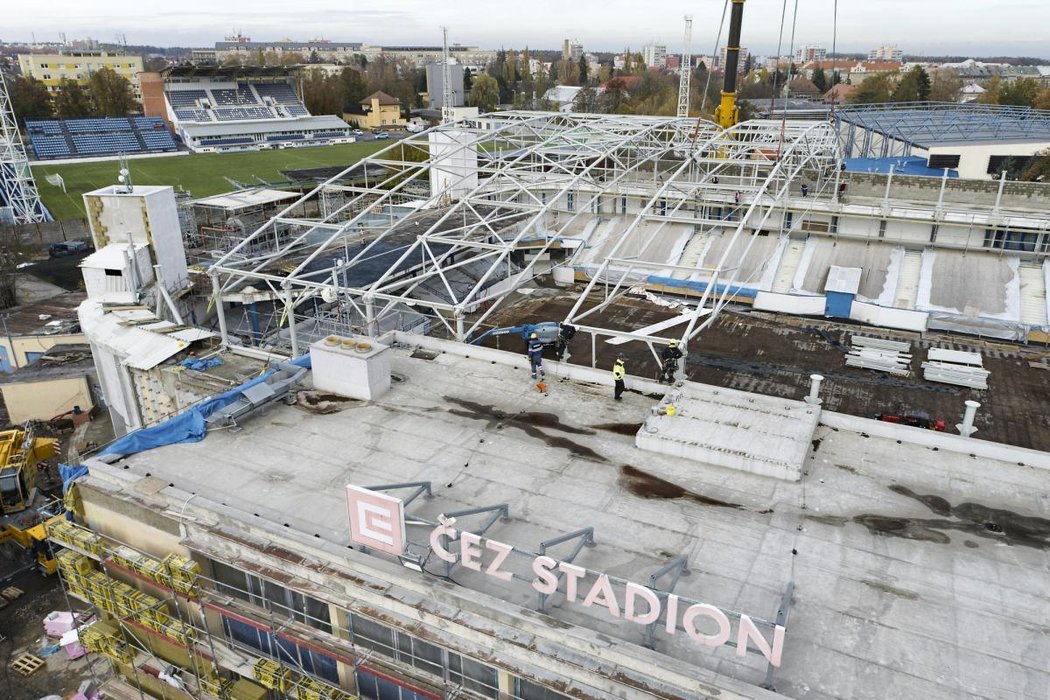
xmin=0 ymin=426 xmax=64 ymax=575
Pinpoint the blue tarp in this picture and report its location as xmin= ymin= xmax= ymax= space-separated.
xmin=645 ymin=276 xmax=759 ymax=299
xmin=181 ymin=356 xmax=224 ymax=371
xmin=100 ymin=354 xmax=312 ymax=458
xmin=844 ymin=157 xmax=959 ymax=178
xmin=59 ymin=463 xmax=89 ymax=494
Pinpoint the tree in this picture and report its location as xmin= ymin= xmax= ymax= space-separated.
xmin=599 ymin=78 xmax=630 ymax=113
xmin=1000 ymin=77 xmax=1042 ymax=107
xmin=7 ymin=75 xmax=53 ymax=122
xmin=463 ymin=67 xmax=473 ymax=94
xmin=977 ymin=76 xmax=1001 ymax=104
xmin=929 ymin=68 xmax=963 ymax=102
xmin=893 ymin=66 xmax=931 ymax=102
xmin=469 ymin=73 xmax=500 ymax=112
xmin=308 ymin=50 xmax=321 ymax=64
xmin=1035 ymin=89 xmax=1050 ymax=111
xmin=572 ymin=85 xmax=599 ymax=112
xmin=89 ymin=67 xmax=135 ymax=116
xmin=578 ymin=56 xmax=589 ymax=86
xmin=1019 ymin=149 xmax=1050 ymax=182
xmin=301 ymin=68 xmax=342 ymax=116
xmin=812 ymin=67 xmax=828 ymax=93
xmin=339 ymin=67 xmax=368 ymax=112
xmin=850 ymin=74 xmax=894 ymax=104
xmin=53 ymin=79 xmax=94 ymax=118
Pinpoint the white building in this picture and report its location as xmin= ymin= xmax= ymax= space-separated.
xmin=643 ymin=43 xmax=668 ymax=69
xmin=794 ymin=45 xmax=826 ymax=64
xmin=868 ymin=44 xmax=904 ymax=62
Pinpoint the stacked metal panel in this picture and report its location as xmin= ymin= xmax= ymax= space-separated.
xmin=845 ymin=336 xmax=912 ymax=376
xmin=922 ymin=348 xmax=989 ymax=389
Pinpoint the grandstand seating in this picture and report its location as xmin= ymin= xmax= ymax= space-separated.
xmin=25 ymin=116 xmax=177 ymax=159
xmin=236 ymin=84 xmax=257 ymax=103
xmin=284 ymin=105 xmax=310 ymax=117
xmin=214 ymin=107 xmax=275 ymax=121
xmin=199 ymin=137 xmax=254 ymax=146
xmin=174 ymin=109 xmax=213 ymax=122
xmin=254 ymin=82 xmax=300 ymax=104
xmin=165 ymin=90 xmax=208 ymax=107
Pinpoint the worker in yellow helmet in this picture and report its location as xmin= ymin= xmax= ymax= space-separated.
xmin=612 ymin=353 xmax=627 ymax=400
xmin=660 ymin=339 xmax=684 ymax=384
xmin=527 ymin=332 xmax=545 ymax=379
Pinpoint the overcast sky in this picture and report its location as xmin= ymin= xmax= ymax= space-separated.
xmin=8 ymin=0 xmax=1050 ymax=58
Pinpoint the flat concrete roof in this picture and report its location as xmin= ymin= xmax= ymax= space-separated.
xmin=97 ymin=343 xmax=1050 ymax=699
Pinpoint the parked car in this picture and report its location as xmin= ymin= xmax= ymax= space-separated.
xmin=48 ymin=240 xmax=91 ymax=258
xmin=374 ymin=131 xmax=390 ymax=139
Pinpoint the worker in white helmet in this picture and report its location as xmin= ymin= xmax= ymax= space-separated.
xmin=660 ymin=339 xmax=684 ymax=384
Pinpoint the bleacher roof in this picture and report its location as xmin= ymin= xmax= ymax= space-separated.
xmin=178 ymin=115 xmax=350 ymax=139
xmin=835 ymin=102 xmax=1050 ymax=148
xmin=162 ymin=65 xmax=300 ymax=80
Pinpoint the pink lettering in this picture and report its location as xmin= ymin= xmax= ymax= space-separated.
xmin=682 ymin=604 xmax=731 ymax=646
xmin=623 ymin=583 xmax=660 ymax=625
xmin=558 ymin=562 xmax=586 ymax=602
xmin=460 ymin=532 xmax=483 ymax=571
xmin=485 ymin=540 xmax=514 ymax=582
xmin=581 ymin=574 xmax=621 ymax=618
xmin=531 ymin=556 xmax=559 ymax=595
xmin=737 ymin=615 xmax=786 ymax=668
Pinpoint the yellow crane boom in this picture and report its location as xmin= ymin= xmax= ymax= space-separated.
xmin=715 ymin=0 xmax=748 ymax=130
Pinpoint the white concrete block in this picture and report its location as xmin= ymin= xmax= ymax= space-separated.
xmin=310 ymin=336 xmax=391 ymax=401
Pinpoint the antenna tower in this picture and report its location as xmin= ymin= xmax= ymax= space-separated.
xmin=441 ymin=27 xmax=455 ymax=124
xmin=0 ymin=71 xmax=48 ymax=223
xmin=676 ymin=15 xmax=693 ymax=118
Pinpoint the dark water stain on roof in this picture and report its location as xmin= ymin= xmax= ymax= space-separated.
xmin=618 ymin=465 xmax=774 ymax=514
xmin=853 ymin=483 xmax=1050 ymax=550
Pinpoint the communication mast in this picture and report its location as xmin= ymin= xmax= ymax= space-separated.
xmin=0 ymin=70 xmax=48 ymax=224
xmin=441 ymin=27 xmax=455 ymax=124
xmin=676 ymin=15 xmax=693 ymax=118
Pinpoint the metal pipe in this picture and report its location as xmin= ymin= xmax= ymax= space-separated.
xmin=957 ymin=400 xmax=980 ymax=437
xmin=210 ymin=274 xmax=229 ymax=348
xmin=805 ymin=374 xmax=824 ymax=405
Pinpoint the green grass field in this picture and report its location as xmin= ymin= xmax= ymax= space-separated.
xmin=31 ymin=141 xmax=388 ymax=221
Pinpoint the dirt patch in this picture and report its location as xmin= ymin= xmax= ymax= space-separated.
xmin=617 ymin=465 xmax=772 ymax=513
xmin=0 ymin=571 xmax=103 ymax=700
xmin=295 ymin=390 xmax=357 ymax=414
xmin=590 ymin=422 xmax=643 ymax=436
xmin=860 ymin=578 xmax=920 ymax=601
xmin=443 ymin=396 xmax=606 ymax=462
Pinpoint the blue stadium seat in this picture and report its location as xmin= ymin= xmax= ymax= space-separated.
xmin=165 ymin=90 xmax=208 ymax=108
xmin=254 ymin=82 xmax=300 ymax=104
xmin=26 ymin=116 xmax=177 ymax=158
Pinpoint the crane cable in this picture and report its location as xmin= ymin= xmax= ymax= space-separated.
xmin=776 ymin=0 xmax=802 ymax=159
xmin=691 ymin=0 xmax=729 ymax=145
xmin=768 ymin=0 xmax=790 ymax=117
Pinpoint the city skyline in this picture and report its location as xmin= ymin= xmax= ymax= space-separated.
xmin=5 ymin=0 xmax=1050 ymax=59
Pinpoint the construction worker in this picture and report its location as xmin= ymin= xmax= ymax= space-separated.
xmin=612 ymin=353 xmax=627 ymax=400
xmin=801 ymin=183 xmax=810 ymax=197
xmin=660 ymin=340 xmax=684 ymax=384
xmin=527 ymin=332 xmax=545 ymax=379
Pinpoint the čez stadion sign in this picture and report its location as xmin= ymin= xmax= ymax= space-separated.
xmin=346 ymin=485 xmax=786 ymax=667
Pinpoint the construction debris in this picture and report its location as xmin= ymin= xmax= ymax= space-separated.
xmin=845 ymin=335 xmax=912 ymax=376
xmin=923 ymin=348 xmax=989 ymax=390
xmin=9 ymin=652 xmax=44 ymax=676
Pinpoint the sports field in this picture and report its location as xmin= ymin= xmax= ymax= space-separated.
xmin=31 ymin=141 xmax=389 ymax=221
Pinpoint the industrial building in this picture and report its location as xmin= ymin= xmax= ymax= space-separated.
xmin=47 ymin=104 xmax=1050 ymax=700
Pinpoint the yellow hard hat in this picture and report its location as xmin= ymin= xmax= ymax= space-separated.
xmin=669 ymin=340 xmax=677 ymax=347
xmin=530 ymin=332 xmax=538 ymax=339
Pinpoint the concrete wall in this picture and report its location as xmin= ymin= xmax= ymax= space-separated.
xmin=0 ymin=375 xmax=93 ymax=423
xmin=844 ymin=172 xmax=1050 ymax=210
xmin=927 ymin=141 xmax=1050 ymax=181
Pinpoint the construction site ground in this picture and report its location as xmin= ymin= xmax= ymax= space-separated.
xmin=0 ymin=570 xmax=103 ymax=700
xmin=480 ymin=287 xmax=1050 ymax=452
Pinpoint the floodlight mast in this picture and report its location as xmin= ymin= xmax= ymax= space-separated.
xmin=676 ymin=15 xmax=693 ymax=118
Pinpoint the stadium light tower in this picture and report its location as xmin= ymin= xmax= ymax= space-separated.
xmin=676 ymin=15 xmax=693 ymax=118
xmin=441 ymin=27 xmax=455 ymax=124
xmin=0 ymin=70 xmax=48 ymax=223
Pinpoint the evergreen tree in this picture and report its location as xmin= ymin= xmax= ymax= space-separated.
xmin=578 ymin=56 xmax=589 ymax=85
xmin=812 ymin=67 xmax=828 ymax=93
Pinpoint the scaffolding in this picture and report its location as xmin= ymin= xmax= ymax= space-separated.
xmin=206 ymin=112 xmax=840 ymax=355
